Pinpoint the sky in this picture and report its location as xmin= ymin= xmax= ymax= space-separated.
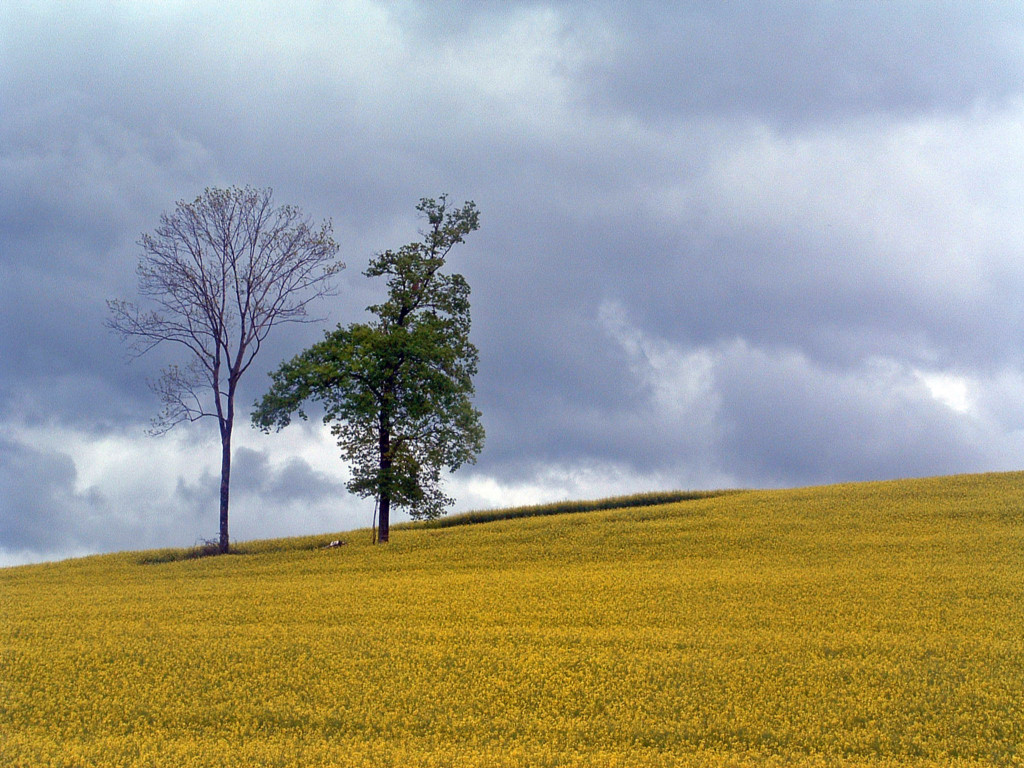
xmin=4 ymin=1 xmax=1024 ymax=566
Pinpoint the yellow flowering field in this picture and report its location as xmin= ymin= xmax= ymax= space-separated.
xmin=2 ymin=471 xmax=1023 ymax=767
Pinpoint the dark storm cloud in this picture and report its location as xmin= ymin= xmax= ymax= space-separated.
xmin=4 ymin=2 xmax=1024 ymax=563
xmin=0 ymin=71 xmax=215 ymax=427
xmin=582 ymin=2 xmax=1024 ymax=125
xmin=0 ymin=437 xmax=103 ymax=552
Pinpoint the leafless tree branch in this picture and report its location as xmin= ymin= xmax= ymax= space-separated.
xmin=107 ymin=186 xmax=343 ymax=552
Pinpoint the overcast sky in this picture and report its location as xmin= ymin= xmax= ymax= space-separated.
xmin=4 ymin=1 xmax=1024 ymax=566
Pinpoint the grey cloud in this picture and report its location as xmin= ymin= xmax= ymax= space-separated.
xmin=0 ymin=431 xmax=234 ymax=559
xmin=581 ymin=3 xmax=1024 ymax=126
xmin=231 ymin=447 xmax=349 ymax=505
xmin=581 ymin=118 xmax=1024 ymax=375
xmin=712 ymin=343 xmax=994 ymax=486
xmin=0 ymin=437 xmax=104 ymax=552
xmin=174 ymin=472 xmax=221 ymax=516
xmin=4 ymin=2 xmax=1024 ymax=563
xmin=1 ymin=92 xmax=216 ymax=429
xmin=479 ymin=308 xmax=1009 ymax=492
xmin=174 ymin=447 xmax=349 ymax=518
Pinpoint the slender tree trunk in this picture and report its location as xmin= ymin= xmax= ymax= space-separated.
xmin=219 ymin=417 xmax=232 ymax=554
xmin=378 ymin=412 xmax=391 ymax=544
xmin=378 ymin=490 xmax=390 ymax=544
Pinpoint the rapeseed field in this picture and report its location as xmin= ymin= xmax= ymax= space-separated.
xmin=2 ymin=472 xmax=1023 ymax=767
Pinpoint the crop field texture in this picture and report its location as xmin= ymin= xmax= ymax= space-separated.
xmin=2 ymin=472 xmax=1023 ymax=767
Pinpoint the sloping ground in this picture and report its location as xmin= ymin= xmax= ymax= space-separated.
xmin=1 ymin=472 xmax=1022 ymax=767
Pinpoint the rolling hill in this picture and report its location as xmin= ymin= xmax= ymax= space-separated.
xmin=2 ymin=472 xmax=1022 ymax=766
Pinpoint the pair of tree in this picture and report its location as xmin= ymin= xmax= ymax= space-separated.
xmin=109 ymin=187 xmax=483 ymax=552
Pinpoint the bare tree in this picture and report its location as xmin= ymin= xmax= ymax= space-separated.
xmin=107 ymin=186 xmax=343 ymax=553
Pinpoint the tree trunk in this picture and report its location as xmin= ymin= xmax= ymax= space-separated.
xmin=219 ymin=420 xmax=231 ymax=554
xmin=378 ymin=491 xmax=390 ymax=544
xmin=378 ymin=411 xmax=391 ymax=544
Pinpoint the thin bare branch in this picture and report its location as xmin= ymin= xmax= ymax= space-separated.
xmin=107 ymin=185 xmax=343 ymax=553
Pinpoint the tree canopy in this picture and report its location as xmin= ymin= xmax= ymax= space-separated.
xmin=252 ymin=195 xmax=484 ymax=542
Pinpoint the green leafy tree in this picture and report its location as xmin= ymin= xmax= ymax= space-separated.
xmin=252 ymin=196 xmax=484 ymax=542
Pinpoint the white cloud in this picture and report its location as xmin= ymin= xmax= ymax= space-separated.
xmin=1 ymin=418 xmax=367 ymax=561
xmin=914 ymin=370 xmax=975 ymax=414
xmin=448 ymin=460 xmax=728 ymax=514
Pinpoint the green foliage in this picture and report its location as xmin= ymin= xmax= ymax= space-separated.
xmin=253 ymin=196 xmax=484 ymax=523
